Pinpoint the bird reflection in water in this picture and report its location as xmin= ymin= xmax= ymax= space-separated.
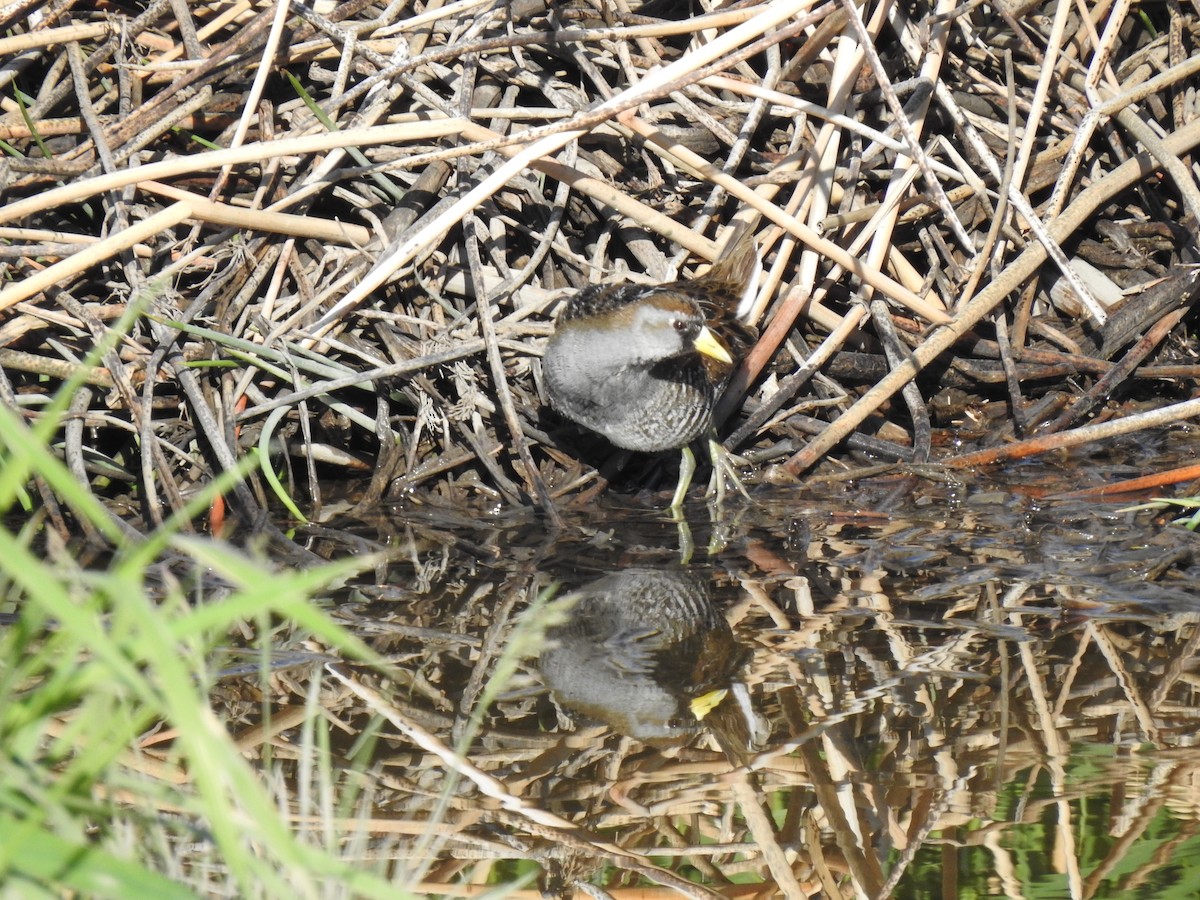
xmin=539 ymin=568 xmax=764 ymax=757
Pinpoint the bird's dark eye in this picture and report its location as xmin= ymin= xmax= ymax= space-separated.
xmin=672 ymin=318 xmax=688 ymax=332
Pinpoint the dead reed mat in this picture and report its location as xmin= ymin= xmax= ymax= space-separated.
xmin=3 ymin=0 xmax=1200 ymax=532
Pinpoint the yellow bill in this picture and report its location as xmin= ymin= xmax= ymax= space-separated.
xmin=693 ymin=326 xmax=733 ymax=364
xmin=690 ymin=688 xmax=728 ymax=720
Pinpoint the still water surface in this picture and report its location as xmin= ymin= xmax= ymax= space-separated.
xmin=275 ymin=438 xmax=1200 ymax=898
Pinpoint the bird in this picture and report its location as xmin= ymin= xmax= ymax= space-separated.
xmin=538 ymin=568 xmax=750 ymax=744
xmin=541 ymin=232 xmax=759 ymax=508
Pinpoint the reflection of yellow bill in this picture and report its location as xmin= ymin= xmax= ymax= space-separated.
xmin=690 ymin=688 xmax=728 ymax=720
xmin=693 ymin=326 xmax=733 ymax=363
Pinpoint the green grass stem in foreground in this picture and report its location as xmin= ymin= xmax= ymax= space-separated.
xmin=0 ymin=394 xmax=421 ymax=897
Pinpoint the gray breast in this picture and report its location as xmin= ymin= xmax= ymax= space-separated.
xmin=542 ymin=329 xmax=715 ymax=452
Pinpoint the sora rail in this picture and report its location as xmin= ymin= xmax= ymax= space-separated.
xmin=542 ymin=235 xmax=757 ymax=507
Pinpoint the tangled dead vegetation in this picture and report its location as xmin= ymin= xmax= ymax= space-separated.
xmin=3 ymin=0 xmax=1200 ymax=530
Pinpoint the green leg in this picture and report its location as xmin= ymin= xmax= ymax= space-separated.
xmin=705 ymin=437 xmax=752 ymax=504
xmin=670 ymin=445 xmax=697 ymax=512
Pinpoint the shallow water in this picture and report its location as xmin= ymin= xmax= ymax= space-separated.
xmin=263 ymin=435 xmax=1200 ymax=898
